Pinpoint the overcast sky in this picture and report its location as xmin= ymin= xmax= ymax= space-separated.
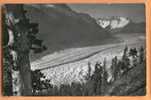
xmin=68 ymin=4 xmax=145 ymax=22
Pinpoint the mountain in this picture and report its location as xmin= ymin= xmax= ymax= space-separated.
xmin=24 ymin=4 xmax=118 ymax=61
xmin=97 ymin=16 xmax=130 ymax=29
xmin=97 ymin=16 xmax=145 ymax=33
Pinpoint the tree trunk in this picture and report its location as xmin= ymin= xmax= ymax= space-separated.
xmin=18 ymin=52 xmax=32 ymax=95
xmin=5 ymin=4 xmax=32 ymax=96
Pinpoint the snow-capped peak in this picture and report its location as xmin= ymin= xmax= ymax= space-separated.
xmin=97 ymin=16 xmax=130 ymax=29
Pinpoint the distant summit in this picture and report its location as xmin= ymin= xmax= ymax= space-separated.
xmin=97 ymin=16 xmax=130 ymax=29
xmin=97 ymin=16 xmax=145 ymax=33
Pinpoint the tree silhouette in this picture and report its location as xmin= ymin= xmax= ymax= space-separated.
xmin=31 ymin=70 xmax=52 ymax=94
xmin=139 ymin=46 xmax=145 ymax=63
xmin=111 ymin=56 xmax=118 ymax=81
xmin=3 ymin=4 xmax=47 ymax=95
xmin=129 ymin=48 xmax=138 ymax=57
xmin=121 ymin=45 xmax=130 ymax=72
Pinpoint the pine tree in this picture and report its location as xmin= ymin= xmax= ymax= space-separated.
xmin=3 ymin=4 xmax=46 ymax=96
xmin=129 ymin=48 xmax=138 ymax=57
xmin=101 ymin=57 xmax=107 ymax=95
xmin=91 ymin=62 xmax=103 ymax=95
xmin=109 ymin=56 xmax=118 ymax=82
xmin=31 ymin=70 xmax=51 ymax=95
xmin=122 ymin=45 xmax=128 ymax=60
xmin=129 ymin=48 xmax=138 ymax=67
xmin=84 ymin=62 xmax=92 ymax=81
xmin=139 ymin=46 xmax=145 ymax=63
xmin=121 ymin=45 xmax=130 ymax=72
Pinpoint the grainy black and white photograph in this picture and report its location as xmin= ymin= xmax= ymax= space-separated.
xmin=2 ymin=4 xmax=146 ymax=96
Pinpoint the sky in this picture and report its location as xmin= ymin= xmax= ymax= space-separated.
xmin=68 ymin=4 xmax=145 ymax=22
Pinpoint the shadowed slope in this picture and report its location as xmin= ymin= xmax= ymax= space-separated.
xmin=104 ymin=63 xmax=146 ymax=96
xmin=24 ymin=4 xmax=118 ymax=61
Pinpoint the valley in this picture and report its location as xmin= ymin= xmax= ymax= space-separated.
xmin=31 ymin=33 xmax=145 ymax=86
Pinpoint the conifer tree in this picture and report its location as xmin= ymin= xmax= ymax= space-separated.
xmin=139 ymin=46 xmax=145 ymax=63
xmin=3 ymin=4 xmax=46 ymax=96
xmin=122 ymin=45 xmax=128 ymax=60
xmin=121 ymin=45 xmax=130 ymax=72
xmin=101 ymin=57 xmax=107 ymax=95
xmin=84 ymin=62 xmax=92 ymax=81
xmin=111 ymin=56 xmax=118 ymax=81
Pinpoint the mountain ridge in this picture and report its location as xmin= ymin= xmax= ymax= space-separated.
xmin=24 ymin=4 xmax=118 ymax=61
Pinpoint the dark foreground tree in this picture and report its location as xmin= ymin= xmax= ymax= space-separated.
xmin=139 ymin=46 xmax=145 ymax=63
xmin=2 ymin=4 xmax=46 ymax=96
